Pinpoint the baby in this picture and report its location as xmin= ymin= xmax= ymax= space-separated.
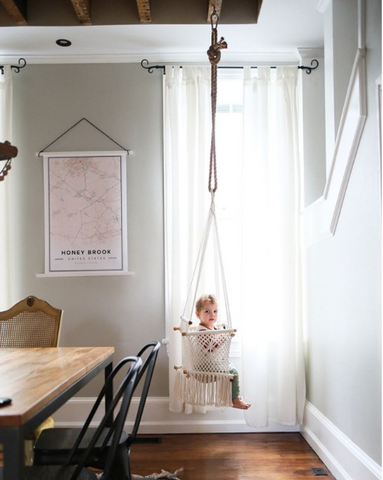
xmin=195 ymin=294 xmax=251 ymax=410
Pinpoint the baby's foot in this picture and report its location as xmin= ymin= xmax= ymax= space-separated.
xmin=232 ymin=396 xmax=251 ymax=409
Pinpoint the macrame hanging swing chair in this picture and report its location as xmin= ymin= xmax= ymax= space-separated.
xmin=173 ymin=11 xmax=237 ymax=408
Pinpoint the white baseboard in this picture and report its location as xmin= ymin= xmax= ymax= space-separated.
xmin=53 ymin=396 xmax=300 ymax=434
xmin=302 ymin=401 xmax=382 ymax=480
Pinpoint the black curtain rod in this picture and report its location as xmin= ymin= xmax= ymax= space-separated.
xmin=141 ymin=59 xmax=319 ymax=75
xmin=0 ymin=58 xmax=27 ymax=74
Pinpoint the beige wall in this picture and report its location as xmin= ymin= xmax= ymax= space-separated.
xmin=11 ymin=63 xmax=168 ymax=396
xmin=304 ymin=0 xmax=382 ymax=465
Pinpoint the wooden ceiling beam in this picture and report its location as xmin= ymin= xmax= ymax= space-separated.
xmin=255 ymin=0 xmax=263 ymax=22
xmin=136 ymin=0 xmax=151 ymax=23
xmin=0 ymin=0 xmax=27 ymax=25
xmin=207 ymin=0 xmax=222 ymax=23
xmin=70 ymin=0 xmax=92 ymax=25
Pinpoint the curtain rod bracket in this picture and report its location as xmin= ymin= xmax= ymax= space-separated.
xmin=141 ymin=59 xmax=165 ymax=74
xmin=0 ymin=58 xmax=27 ymax=75
xmin=298 ymin=59 xmax=319 ymax=74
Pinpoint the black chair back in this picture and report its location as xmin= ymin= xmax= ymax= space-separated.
xmin=33 ymin=342 xmax=161 ymax=479
xmin=69 ymin=356 xmax=142 ymax=480
xmin=130 ymin=341 xmax=161 ymax=443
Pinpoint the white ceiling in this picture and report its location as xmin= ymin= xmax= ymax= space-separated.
xmin=0 ymin=0 xmax=324 ymax=65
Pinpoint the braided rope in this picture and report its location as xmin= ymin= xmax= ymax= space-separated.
xmin=207 ymin=15 xmax=227 ymax=193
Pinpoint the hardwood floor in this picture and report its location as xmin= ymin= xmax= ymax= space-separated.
xmin=130 ymin=433 xmax=336 ymax=480
xmin=0 ymin=432 xmax=336 ymax=479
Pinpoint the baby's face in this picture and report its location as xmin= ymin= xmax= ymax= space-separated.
xmin=197 ymin=301 xmax=218 ymax=329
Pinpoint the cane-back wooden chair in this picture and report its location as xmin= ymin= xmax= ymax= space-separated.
xmin=0 ymin=295 xmax=63 ymax=348
xmin=0 ymin=295 xmax=63 ymax=462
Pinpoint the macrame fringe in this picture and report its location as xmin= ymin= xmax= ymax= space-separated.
xmin=174 ymin=369 xmax=233 ymax=407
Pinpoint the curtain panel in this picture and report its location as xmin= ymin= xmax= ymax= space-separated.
xmin=241 ymin=67 xmax=305 ymax=427
xmin=164 ymin=66 xmax=212 ymax=414
xmin=164 ymin=65 xmax=305 ymax=425
xmin=0 ymin=66 xmax=13 ymax=311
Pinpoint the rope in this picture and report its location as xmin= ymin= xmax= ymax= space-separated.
xmin=181 ymin=204 xmax=233 ymax=330
xmin=175 ymin=17 xmax=234 ymax=407
xmin=182 ymin=12 xmax=228 ymax=321
xmin=207 ymin=12 xmax=227 ymax=193
xmin=184 ymin=210 xmax=214 ymax=321
xmin=181 ymin=11 xmax=231 ymax=326
xmin=212 ymin=214 xmax=231 ymax=327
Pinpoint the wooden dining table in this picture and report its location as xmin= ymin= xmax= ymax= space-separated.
xmin=0 ymin=346 xmax=114 ymax=480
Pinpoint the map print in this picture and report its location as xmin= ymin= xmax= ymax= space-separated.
xmin=48 ymin=155 xmax=124 ymax=272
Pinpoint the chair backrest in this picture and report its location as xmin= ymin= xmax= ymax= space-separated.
xmin=66 ymin=341 xmax=161 ymax=467
xmin=130 ymin=341 xmax=161 ymax=442
xmin=0 ymin=295 xmax=63 ymax=348
xmin=70 ymin=356 xmax=142 ymax=480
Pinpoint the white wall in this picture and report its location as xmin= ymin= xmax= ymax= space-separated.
xmin=10 ymin=63 xmax=168 ymax=397
xmin=323 ymin=0 xmax=358 ymax=170
xmin=303 ymin=0 xmax=382 ymax=476
xmin=298 ymin=47 xmax=326 ymax=207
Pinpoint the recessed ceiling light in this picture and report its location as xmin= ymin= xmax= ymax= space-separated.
xmin=56 ymin=39 xmax=72 ymax=47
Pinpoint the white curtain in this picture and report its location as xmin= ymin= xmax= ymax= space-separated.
xmin=164 ymin=65 xmax=305 ymax=425
xmin=164 ymin=66 xmax=212 ymax=413
xmin=0 ymin=66 xmax=13 ymax=311
xmin=241 ymin=67 xmax=305 ymax=427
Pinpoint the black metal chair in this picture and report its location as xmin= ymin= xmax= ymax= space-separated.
xmin=34 ymin=341 xmax=161 ymax=479
xmin=0 ymin=355 xmax=142 ymax=480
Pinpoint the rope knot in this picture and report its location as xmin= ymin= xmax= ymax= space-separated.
xmin=207 ymin=35 xmax=228 ymax=66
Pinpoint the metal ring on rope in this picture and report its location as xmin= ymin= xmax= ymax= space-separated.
xmin=210 ymin=8 xmax=219 ymax=29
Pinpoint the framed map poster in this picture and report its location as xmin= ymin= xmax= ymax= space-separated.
xmin=42 ymin=151 xmax=129 ymax=276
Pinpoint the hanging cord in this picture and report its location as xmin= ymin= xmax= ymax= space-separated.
xmin=207 ymin=10 xmax=227 ymax=194
xmin=206 ymin=13 xmax=232 ymax=328
xmin=38 ymin=118 xmax=129 ymax=156
xmin=180 ymin=10 xmax=232 ymax=329
xmin=186 ymin=210 xmax=214 ymax=321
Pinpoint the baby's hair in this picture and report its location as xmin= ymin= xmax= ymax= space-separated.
xmin=195 ymin=294 xmax=217 ymax=314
